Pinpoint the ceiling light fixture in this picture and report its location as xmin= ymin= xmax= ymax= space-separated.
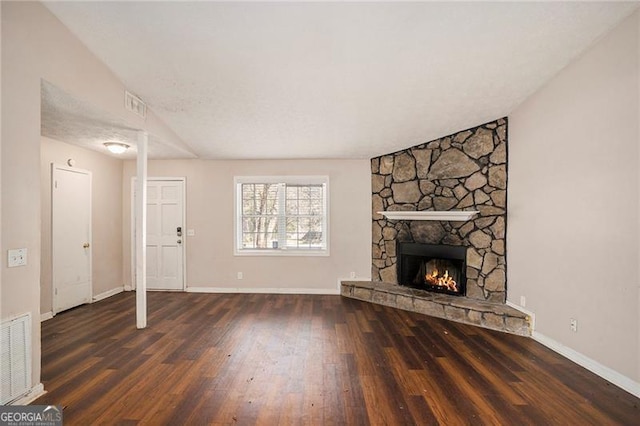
xmin=104 ymin=142 xmax=130 ymax=154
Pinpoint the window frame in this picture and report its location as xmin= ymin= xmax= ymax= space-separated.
xmin=234 ymin=175 xmax=330 ymax=256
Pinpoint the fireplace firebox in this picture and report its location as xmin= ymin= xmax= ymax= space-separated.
xmin=397 ymin=242 xmax=466 ymax=296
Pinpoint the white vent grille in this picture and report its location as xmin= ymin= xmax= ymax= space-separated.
xmin=1 ymin=313 xmax=31 ymax=404
xmin=125 ymin=90 xmax=147 ymax=119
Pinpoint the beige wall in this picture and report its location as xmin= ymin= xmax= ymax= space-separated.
xmin=1 ymin=2 xmax=185 ymax=390
xmin=122 ymin=159 xmax=371 ymax=292
xmin=509 ymin=12 xmax=639 ymax=381
xmin=40 ymin=137 xmax=123 ymax=315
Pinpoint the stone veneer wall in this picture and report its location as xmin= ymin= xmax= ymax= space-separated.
xmin=371 ymin=118 xmax=508 ymax=303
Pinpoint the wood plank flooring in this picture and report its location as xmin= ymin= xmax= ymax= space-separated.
xmin=34 ymin=292 xmax=639 ymax=425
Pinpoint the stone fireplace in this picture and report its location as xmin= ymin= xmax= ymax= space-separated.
xmin=342 ymin=117 xmax=528 ymax=336
xmin=371 ymin=118 xmax=508 ymax=303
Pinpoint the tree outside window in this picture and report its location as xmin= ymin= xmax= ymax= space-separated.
xmin=236 ymin=177 xmax=328 ymax=255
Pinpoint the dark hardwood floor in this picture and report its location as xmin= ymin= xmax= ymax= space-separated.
xmin=35 ymin=292 xmax=638 ymax=425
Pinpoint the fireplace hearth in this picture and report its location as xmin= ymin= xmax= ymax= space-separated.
xmin=397 ymin=242 xmax=467 ymax=296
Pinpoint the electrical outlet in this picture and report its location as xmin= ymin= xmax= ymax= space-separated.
xmin=187 ymin=229 xmax=195 ymax=237
xmin=237 ymin=272 xmax=243 ymax=280
xmin=8 ymin=248 xmax=27 ymax=267
xmin=350 ymin=271 xmax=356 ymax=279
xmin=570 ymin=318 xmax=578 ymax=332
xmin=520 ymin=296 xmax=526 ymax=307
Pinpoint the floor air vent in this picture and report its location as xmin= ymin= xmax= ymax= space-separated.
xmin=1 ymin=313 xmax=31 ymax=404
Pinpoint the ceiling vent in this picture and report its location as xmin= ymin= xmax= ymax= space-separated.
xmin=124 ymin=90 xmax=147 ymax=119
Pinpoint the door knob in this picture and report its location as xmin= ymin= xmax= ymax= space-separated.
xmin=177 ymin=239 xmax=182 ymax=244
xmin=83 ymin=243 xmax=90 ymax=248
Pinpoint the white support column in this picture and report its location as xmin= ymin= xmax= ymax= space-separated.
xmin=637 ymin=11 xmax=640 ymax=383
xmin=135 ymin=131 xmax=148 ymax=329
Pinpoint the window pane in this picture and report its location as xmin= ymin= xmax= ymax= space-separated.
xmin=297 ymin=199 xmax=310 ymax=215
xmin=285 ymin=184 xmax=323 ymax=217
xmin=242 ymin=232 xmax=279 ymax=249
xmin=284 ymin=217 xmax=324 ymax=248
xmin=238 ymin=179 xmax=326 ymax=252
xmin=286 ymin=198 xmax=298 ymax=215
xmin=285 ymin=185 xmax=297 ymax=215
xmin=242 ymin=216 xmax=278 ymax=248
xmin=283 ymin=184 xmax=325 ymax=248
xmin=242 ymin=217 xmax=256 ymax=233
xmin=242 ymin=199 xmax=256 ymax=215
xmin=285 ymin=217 xmax=298 ymax=247
xmin=309 ymin=217 xmax=322 ymax=232
xmin=286 ymin=186 xmax=298 ymax=200
xmin=286 ymin=217 xmax=298 ymax=232
xmin=242 ymin=184 xmax=255 ymax=200
xmin=309 ymin=198 xmax=323 ymax=215
xmin=308 ymin=186 xmax=323 ymax=199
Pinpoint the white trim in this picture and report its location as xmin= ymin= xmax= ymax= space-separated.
xmin=532 ymin=331 xmax=640 ymax=398
xmin=40 ymin=312 xmax=54 ymax=322
xmin=378 ymin=210 xmax=479 ymax=221
xmin=186 ymin=286 xmax=340 ymax=295
xmin=124 ymin=285 xmax=133 ymax=291
xmin=234 ymin=175 xmax=330 ymax=256
xmin=8 ymin=383 xmax=46 ymax=405
xmin=130 ymin=178 xmax=135 ymax=290
xmin=503 ymin=303 xmax=638 ymax=398
xmin=235 ymin=249 xmax=330 ymax=257
xmin=505 ymin=300 xmax=536 ymax=331
xmin=235 ymin=175 xmax=330 ymax=185
xmin=92 ymin=286 xmax=124 ymax=302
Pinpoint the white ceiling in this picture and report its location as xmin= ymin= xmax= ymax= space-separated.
xmin=41 ymin=80 xmax=197 ymax=159
xmin=43 ymin=1 xmax=638 ymax=160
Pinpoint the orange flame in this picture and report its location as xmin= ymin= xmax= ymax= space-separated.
xmin=425 ymin=269 xmax=458 ymax=292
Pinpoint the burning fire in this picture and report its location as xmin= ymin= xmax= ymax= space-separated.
xmin=426 ymin=269 xmax=458 ymax=292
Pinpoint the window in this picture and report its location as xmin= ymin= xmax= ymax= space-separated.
xmin=235 ymin=176 xmax=329 ymax=255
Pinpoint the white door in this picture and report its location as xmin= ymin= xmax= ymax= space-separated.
xmin=52 ymin=165 xmax=92 ymax=313
xmin=133 ymin=179 xmax=185 ymax=291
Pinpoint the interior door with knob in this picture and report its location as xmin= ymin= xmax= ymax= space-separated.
xmin=52 ymin=164 xmax=92 ymax=314
xmin=143 ymin=179 xmax=185 ymax=291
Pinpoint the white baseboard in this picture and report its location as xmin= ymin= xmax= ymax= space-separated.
xmin=10 ymin=383 xmax=46 ymax=405
xmin=338 ymin=277 xmax=372 ymax=283
xmin=186 ymin=287 xmax=340 ymax=295
xmin=532 ymin=331 xmax=640 ymax=398
xmin=92 ymin=286 xmax=124 ymax=302
xmin=124 ymin=285 xmax=133 ymax=291
xmin=40 ymin=312 xmax=54 ymax=322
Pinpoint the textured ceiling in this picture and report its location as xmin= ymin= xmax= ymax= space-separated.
xmin=41 ymin=81 xmax=197 ymax=159
xmin=43 ymin=1 xmax=638 ymax=160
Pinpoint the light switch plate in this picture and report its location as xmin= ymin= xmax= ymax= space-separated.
xmin=187 ymin=229 xmax=195 ymax=237
xmin=8 ymin=248 xmax=27 ymax=267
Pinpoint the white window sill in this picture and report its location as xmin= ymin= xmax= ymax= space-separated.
xmin=234 ymin=249 xmax=329 ymax=257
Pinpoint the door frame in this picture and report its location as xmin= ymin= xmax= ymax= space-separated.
xmin=130 ymin=177 xmax=187 ymax=291
xmin=52 ymin=163 xmax=93 ymax=314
